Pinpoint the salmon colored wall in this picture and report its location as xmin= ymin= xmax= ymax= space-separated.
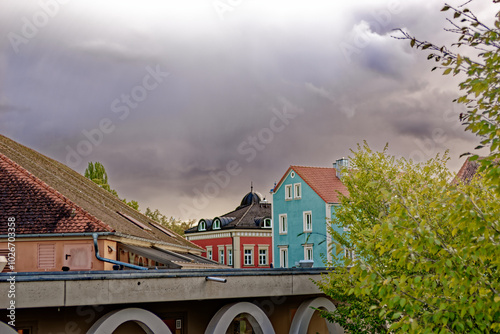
xmin=0 ymin=238 xmax=117 ymax=272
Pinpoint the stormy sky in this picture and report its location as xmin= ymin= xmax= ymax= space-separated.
xmin=0 ymin=0 xmax=496 ymax=220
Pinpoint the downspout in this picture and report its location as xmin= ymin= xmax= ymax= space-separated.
xmin=92 ymin=233 xmax=148 ymax=270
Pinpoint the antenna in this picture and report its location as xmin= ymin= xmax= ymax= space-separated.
xmin=251 ymin=181 xmax=253 ymax=192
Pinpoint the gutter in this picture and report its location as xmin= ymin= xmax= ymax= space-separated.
xmin=0 ymin=232 xmax=116 ymax=238
xmin=92 ymin=233 xmax=147 ymax=270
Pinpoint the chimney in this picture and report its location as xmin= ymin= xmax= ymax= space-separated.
xmin=334 ymin=157 xmax=349 ymax=179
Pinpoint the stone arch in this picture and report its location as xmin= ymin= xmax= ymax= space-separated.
xmin=205 ymin=301 xmax=275 ymax=334
xmin=289 ymin=297 xmax=344 ymax=334
xmin=86 ymin=308 xmax=172 ymax=334
xmin=0 ymin=322 xmax=18 ymax=334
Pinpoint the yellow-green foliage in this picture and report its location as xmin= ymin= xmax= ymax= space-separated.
xmin=318 ymin=143 xmax=500 ymax=333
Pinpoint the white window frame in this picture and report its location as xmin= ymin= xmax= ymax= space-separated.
xmin=244 ymin=248 xmax=253 ymax=266
xmin=206 ymin=246 xmax=212 ymax=260
xmin=303 ymin=211 xmax=312 ymax=232
xmin=213 ymin=219 xmax=221 ymax=230
xmin=198 ymin=221 xmax=206 ymax=231
xmin=263 ymin=218 xmax=272 ymax=228
xmin=227 ymin=246 xmax=233 ymax=266
xmin=279 ymin=214 xmax=287 ymax=234
xmin=258 ymin=245 xmax=269 ymax=266
xmin=285 ymin=184 xmax=292 ymax=200
xmin=259 ymin=249 xmax=267 ymax=266
xmin=279 ymin=246 xmax=288 ymax=268
xmin=304 ymin=245 xmax=313 ymax=261
xmin=219 ymin=249 xmax=224 ymax=264
xmin=345 ymin=249 xmax=356 ymax=261
xmin=294 ymin=183 xmax=302 ymax=199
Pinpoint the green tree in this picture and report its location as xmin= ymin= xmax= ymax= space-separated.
xmin=84 ymin=161 xmax=138 ymax=210
xmin=397 ymin=2 xmax=500 ymax=192
xmin=84 ymin=161 xmax=118 ymax=196
xmin=144 ymin=207 xmax=195 ymax=236
xmin=83 ymin=162 xmax=194 ymax=234
xmin=317 ymin=143 xmax=500 ymax=333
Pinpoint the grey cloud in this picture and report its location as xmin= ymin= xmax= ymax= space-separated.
xmin=1 ymin=0 xmax=493 ymax=219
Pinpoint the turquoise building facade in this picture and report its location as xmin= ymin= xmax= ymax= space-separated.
xmin=272 ymin=162 xmax=348 ymax=268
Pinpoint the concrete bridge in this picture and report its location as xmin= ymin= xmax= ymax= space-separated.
xmin=0 ymin=268 xmax=344 ymax=333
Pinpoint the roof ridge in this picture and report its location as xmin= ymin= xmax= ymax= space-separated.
xmin=0 ymin=153 xmax=114 ymax=232
xmin=235 ymin=202 xmax=255 ymax=226
xmin=291 ymin=165 xmax=334 ymax=169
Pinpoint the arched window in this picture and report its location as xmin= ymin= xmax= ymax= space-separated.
xmin=198 ymin=220 xmax=207 ymax=231
xmin=263 ymin=219 xmax=272 ymax=228
xmin=213 ymin=219 xmax=221 ymax=230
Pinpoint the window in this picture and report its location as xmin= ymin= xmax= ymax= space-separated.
xmin=213 ymin=219 xmax=220 ymax=230
xmin=285 ymin=184 xmax=292 ymax=200
xmin=279 ymin=214 xmax=287 ymax=234
xmin=117 ymin=211 xmax=152 ymax=231
xmin=263 ymin=218 xmax=272 ymax=228
xmin=345 ymin=249 xmax=356 ymax=261
xmin=244 ymin=249 xmax=253 ymax=266
xmin=219 ymin=249 xmax=224 ymax=264
xmin=304 ymin=245 xmax=313 ymax=261
xmin=259 ymin=249 xmax=267 ymax=265
xmin=38 ymin=243 xmax=55 ymax=269
xmin=279 ymin=247 xmax=288 ymax=268
xmin=294 ymin=183 xmax=301 ymax=199
xmin=227 ymin=248 xmax=233 ymax=266
xmin=198 ymin=221 xmax=206 ymax=231
xmin=303 ymin=211 xmax=312 ymax=232
xmin=206 ymin=246 xmax=212 ymax=260
xmin=290 ymin=171 xmax=295 ymax=178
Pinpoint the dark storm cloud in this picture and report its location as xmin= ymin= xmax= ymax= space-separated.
xmin=1 ymin=0 xmax=495 ymax=219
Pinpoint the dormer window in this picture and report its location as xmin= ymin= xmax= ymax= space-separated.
xmin=198 ymin=220 xmax=207 ymax=231
xmin=213 ymin=219 xmax=221 ymax=230
xmin=263 ymin=219 xmax=272 ymax=228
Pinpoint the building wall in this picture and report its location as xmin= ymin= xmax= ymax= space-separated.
xmin=239 ymin=235 xmax=272 ymax=268
xmin=7 ymin=295 xmax=332 ymax=334
xmin=186 ymin=235 xmax=233 ymax=264
xmin=0 ymin=238 xmax=117 ymax=272
xmin=185 ymin=231 xmax=272 ymax=268
xmin=273 ymin=170 xmax=331 ymax=268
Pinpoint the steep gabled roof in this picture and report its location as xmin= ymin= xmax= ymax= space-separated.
xmin=0 ymin=134 xmax=202 ymax=251
xmin=274 ymin=165 xmax=348 ymax=203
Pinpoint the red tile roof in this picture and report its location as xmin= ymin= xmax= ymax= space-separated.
xmin=0 ymin=153 xmax=113 ymax=234
xmin=0 ymin=134 xmax=202 ymax=251
xmin=275 ymin=165 xmax=348 ymax=203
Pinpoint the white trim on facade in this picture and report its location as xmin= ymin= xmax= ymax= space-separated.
xmin=294 ymin=183 xmax=302 ymax=199
xmin=279 ymin=214 xmax=287 ymax=235
xmin=278 ymin=245 xmax=288 ymax=268
xmin=285 ymin=184 xmax=292 ymax=200
xmin=303 ymin=211 xmax=312 ymax=232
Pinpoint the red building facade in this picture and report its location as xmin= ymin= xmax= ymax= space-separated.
xmin=185 ymin=190 xmax=273 ymax=268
